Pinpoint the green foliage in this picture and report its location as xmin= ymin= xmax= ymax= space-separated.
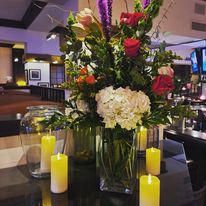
xmin=48 ymin=0 xmax=194 ymax=130
xmin=170 ymin=103 xmax=197 ymax=119
xmin=134 ymin=0 xmax=142 ymax=12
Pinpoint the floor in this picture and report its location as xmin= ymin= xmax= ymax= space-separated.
xmin=0 ymin=90 xmax=59 ymax=115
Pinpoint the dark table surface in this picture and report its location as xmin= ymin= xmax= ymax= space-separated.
xmin=0 ymin=114 xmax=22 ymax=137
xmin=0 ymin=139 xmax=196 ymax=206
xmin=165 ymin=127 xmax=206 ymax=188
xmin=165 ymin=127 xmax=206 ymax=143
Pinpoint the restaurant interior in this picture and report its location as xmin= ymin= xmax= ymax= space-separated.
xmin=1 ymin=0 xmax=206 ymax=205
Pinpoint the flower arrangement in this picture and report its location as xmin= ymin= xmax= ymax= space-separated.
xmin=46 ymin=0 xmax=196 ymax=194
xmin=53 ymin=0 xmax=188 ymax=130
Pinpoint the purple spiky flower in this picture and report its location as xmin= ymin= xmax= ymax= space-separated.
xmin=107 ymin=0 xmax=113 ymax=31
xmin=97 ymin=0 xmax=113 ymax=41
xmin=143 ymin=0 xmax=150 ymax=9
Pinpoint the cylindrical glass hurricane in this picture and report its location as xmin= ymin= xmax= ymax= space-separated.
xmin=99 ymin=127 xmax=137 ymax=194
xmin=20 ymin=106 xmax=67 ymax=179
xmin=137 ymin=126 xmax=160 ymax=157
xmin=73 ymin=125 xmax=96 ymax=164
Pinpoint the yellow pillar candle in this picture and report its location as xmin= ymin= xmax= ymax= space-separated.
xmin=40 ymin=134 xmax=56 ymax=172
xmin=51 ymin=153 xmax=68 ymax=193
xmin=39 ymin=181 xmax=51 ymax=206
xmin=146 ymin=147 xmax=161 ymax=175
xmin=137 ymin=126 xmax=148 ymax=151
xmin=139 ymin=175 xmax=160 ymax=206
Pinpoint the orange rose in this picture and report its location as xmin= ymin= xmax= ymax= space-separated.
xmin=80 ymin=66 xmax=88 ymax=75
xmin=85 ymin=75 xmax=95 ymax=84
xmin=76 ymin=76 xmax=84 ymax=84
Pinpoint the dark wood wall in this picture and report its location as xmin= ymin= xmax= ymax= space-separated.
xmin=12 ymin=48 xmax=24 ymax=83
xmin=173 ymin=64 xmax=191 ymax=81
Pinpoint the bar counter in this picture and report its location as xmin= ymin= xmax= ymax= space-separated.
xmin=165 ymin=127 xmax=206 ymax=185
xmin=0 ymin=114 xmax=21 ymax=137
xmin=0 ymin=140 xmax=196 ymax=206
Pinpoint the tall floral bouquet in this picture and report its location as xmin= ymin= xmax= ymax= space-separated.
xmin=49 ymin=0 xmax=194 ymax=194
xmin=56 ymin=0 xmax=183 ymax=129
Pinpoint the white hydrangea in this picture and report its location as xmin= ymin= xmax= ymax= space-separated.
xmin=65 ymin=107 xmax=79 ymax=122
xmin=65 ymin=107 xmax=73 ymax=116
xmin=65 ymin=98 xmax=89 ymax=122
xmin=76 ymin=99 xmax=90 ymax=113
xmin=135 ymin=91 xmax=151 ymax=114
xmin=95 ymin=86 xmax=151 ymax=130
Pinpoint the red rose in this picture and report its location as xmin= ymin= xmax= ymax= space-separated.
xmin=120 ymin=12 xmax=144 ymax=26
xmin=152 ymin=75 xmax=175 ymax=96
xmin=124 ymin=38 xmax=141 ymax=58
xmin=85 ymin=75 xmax=95 ymax=84
xmin=80 ymin=66 xmax=88 ymax=75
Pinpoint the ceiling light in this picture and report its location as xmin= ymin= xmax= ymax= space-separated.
xmin=52 ymin=60 xmax=58 ymax=64
xmin=14 ymin=58 xmax=19 ymax=62
xmin=46 ymin=33 xmax=57 ymax=41
xmin=200 ymin=95 xmax=206 ymax=100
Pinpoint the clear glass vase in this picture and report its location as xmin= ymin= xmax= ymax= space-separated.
xmin=99 ymin=127 xmax=137 ymax=194
xmin=73 ymin=125 xmax=96 ymax=164
xmin=20 ymin=105 xmax=67 ymax=179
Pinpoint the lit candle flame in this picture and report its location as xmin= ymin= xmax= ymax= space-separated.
xmin=57 ymin=152 xmax=61 ymax=160
xmin=148 ymin=174 xmax=152 ymax=184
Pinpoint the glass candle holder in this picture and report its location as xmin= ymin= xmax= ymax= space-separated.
xmin=20 ymin=105 xmax=67 ymax=179
xmin=137 ymin=126 xmax=160 ymax=157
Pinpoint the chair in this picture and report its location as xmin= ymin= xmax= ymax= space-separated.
xmin=0 ymin=86 xmax=4 ymax=95
xmin=187 ymin=160 xmax=201 ymax=191
xmin=193 ymin=183 xmax=206 ymax=206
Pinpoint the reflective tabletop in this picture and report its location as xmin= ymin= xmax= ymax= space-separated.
xmin=0 ymin=139 xmax=196 ymax=206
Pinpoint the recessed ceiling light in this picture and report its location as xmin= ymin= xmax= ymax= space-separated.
xmin=46 ymin=33 xmax=57 ymax=41
xmin=14 ymin=58 xmax=19 ymax=62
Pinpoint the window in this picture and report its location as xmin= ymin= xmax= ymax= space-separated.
xmin=50 ymin=65 xmax=65 ymax=86
xmin=195 ymin=3 xmax=205 ymax=15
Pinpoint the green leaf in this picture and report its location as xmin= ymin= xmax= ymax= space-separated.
xmin=134 ymin=0 xmax=142 ymax=12
xmin=72 ymin=40 xmax=83 ymax=52
xmin=80 ymin=55 xmax=91 ymax=63
xmin=60 ymin=43 xmax=68 ymax=53
xmin=89 ymin=23 xmax=102 ymax=38
xmin=67 ymin=12 xmax=75 ymax=24
xmin=159 ymin=41 xmax=167 ymax=52
xmin=130 ymin=69 xmax=146 ymax=86
xmin=85 ymin=36 xmax=98 ymax=45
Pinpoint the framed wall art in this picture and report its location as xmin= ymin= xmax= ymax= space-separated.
xmin=37 ymin=82 xmax=49 ymax=87
xmin=29 ymin=69 xmax=41 ymax=80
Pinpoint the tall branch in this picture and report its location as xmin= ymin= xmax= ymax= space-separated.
xmin=87 ymin=0 xmax=91 ymax=9
xmin=151 ymin=0 xmax=175 ymax=40
xmin=123 ymin=0 xmax=129 ymax=12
